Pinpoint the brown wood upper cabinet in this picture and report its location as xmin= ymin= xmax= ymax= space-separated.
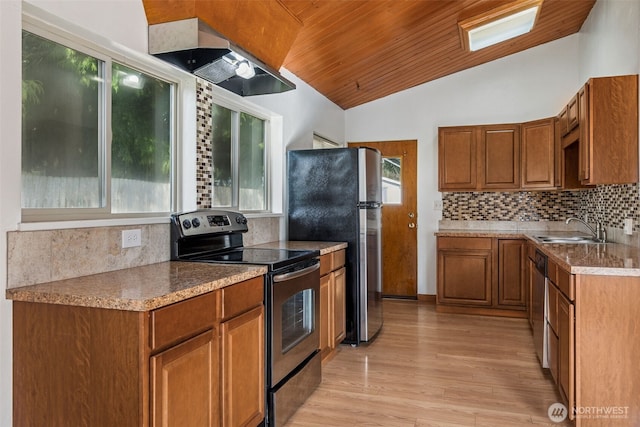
xmin=521 ymin=118 xmax=556 ymax=189
xmin=580 ymin=75 xmax=638 ymax=185
xmin=562 ymin=74 xmax=639 ymax=186
xmin=479 ymin=125 xmax=520 ymax=190
xmin=439 ymin=121 xmax=556 ymax=191
xmin=438 ymin=126 xmax=477 ymax=190
xmin=438 ymin=125 xmax=520 ymax=191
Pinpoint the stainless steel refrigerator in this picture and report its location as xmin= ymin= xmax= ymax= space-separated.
xmin=288 ymin=147 xmax=383 ymax=345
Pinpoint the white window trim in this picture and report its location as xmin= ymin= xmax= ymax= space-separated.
xmin=20 ymin=3 xmax=197 ymax=227
xmin=207 ymin=83 xmax=284 ymax=216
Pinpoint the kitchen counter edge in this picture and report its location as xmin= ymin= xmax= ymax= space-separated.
xmin=5 ymin=261 xmax=268 ymax=312
xmin=249 ymin=240 xmax=348 ymax=255
xmin=435 ymin=230 xmax=640 ymax=276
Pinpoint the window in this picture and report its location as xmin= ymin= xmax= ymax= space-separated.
xmin=211 ymin=103 xmax=268 ymax=212
xmin=382 ymin=157 xmax=402 ymax=204
xmin=21 ymin=22 xmax=177 ymax=221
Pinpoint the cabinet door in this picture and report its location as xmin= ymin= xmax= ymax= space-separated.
xmin=479 ymin=125 xmax=520 ymax=189
xmin=320 ymin=273 xmax=331 ymax=358
xmin=558 ymin=293 xmax=575 ymax=418
xmin=438 ymin=126 xmax=477 ymax=190
xmin=437 ymin=238 xmax=492 ymax=306
xmin=521 ymin=118 xmax=555 ymax=189
xmin=497 ymin=239 xmax=526 ymax=309
xmin=221 ymin=306 xmax=265 ymax=427
xmin=584 ymin=75 xmax=639 ymax=185
xmin=151 ymin=330 xmax=219 ymax=427
xmin=566 ymin=93 xmax=579 ymax=132
xmin=332 ymin=267 xmax=346 ymax=347
xmin=578 ymin=84 xmax=590 ymax=182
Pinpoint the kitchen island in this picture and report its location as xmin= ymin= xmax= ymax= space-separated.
xmin=435 ymin=228 xmax=640 ymax=427
xmin=7 ymin=261 xmax=268 ymax=427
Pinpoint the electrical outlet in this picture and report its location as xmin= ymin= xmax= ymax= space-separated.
xmin=433 ymin=200 xmax=443 ymax=211
xmin=624 ymin=218 xmax=634 ymax=235
xmin=122 ymin=229 xmax=142 ymax=248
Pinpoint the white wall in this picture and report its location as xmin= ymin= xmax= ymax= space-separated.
xmin=0 ymin=1 xmax=344 ymax=424
xmin=579 ymin=0 xmax=640 ymax=80
xmin=345 ymin=36 xmax=581 ymax=296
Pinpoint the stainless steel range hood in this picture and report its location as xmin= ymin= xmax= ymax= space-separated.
xmin=148 ymin=18 xmax=295 ymax=96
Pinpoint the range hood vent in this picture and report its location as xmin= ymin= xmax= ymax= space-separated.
xmin=149 ymin=18 xmax=295 ymax=96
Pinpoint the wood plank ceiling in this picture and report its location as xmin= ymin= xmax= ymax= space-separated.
xmin=280 ymin=0 xmax=596 ymax=110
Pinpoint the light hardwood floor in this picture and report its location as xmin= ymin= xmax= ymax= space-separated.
xmin=286 ymin=299 xmax=571 ymax=427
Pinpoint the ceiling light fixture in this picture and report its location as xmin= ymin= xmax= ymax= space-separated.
xmin=459 ymin=0 xmax=543 ymax=52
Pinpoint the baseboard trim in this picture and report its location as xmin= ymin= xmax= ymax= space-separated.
xmin=417 ymin=294 xmax=436 ymax=304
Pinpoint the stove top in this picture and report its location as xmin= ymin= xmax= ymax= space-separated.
xmin=170 ymin=209 xmax=319 ymax=272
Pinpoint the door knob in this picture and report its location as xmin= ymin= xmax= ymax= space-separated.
xmin=408 ymin=222 xmax=415 ymax=229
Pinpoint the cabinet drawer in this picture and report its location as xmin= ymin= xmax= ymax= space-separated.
xmin=221 ymin=276 xmax=264 ymax=320
xmin=150 ymin=291 xmax=219 ymax=352
xmin=332 ymin=249 xmax=346 ymax=269
xmin=547 ymin=259 xmax=558 ymax=285
xmin=556 ymin=267 xmax=574 ymax=302
xmin=437 ymin=237 xmax=492 ymax=250
xmin=320 ymin=253 xmax=332 ymax=276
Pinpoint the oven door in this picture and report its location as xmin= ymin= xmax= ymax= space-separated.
xmin=269 ymin=261 xmax=320 ymax=387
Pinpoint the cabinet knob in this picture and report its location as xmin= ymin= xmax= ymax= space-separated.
xmin=408 ymin=222 xmax=415 ymax=229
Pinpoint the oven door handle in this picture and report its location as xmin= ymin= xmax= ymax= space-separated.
xmin=273 ymin=263 xmax=320 ymax=283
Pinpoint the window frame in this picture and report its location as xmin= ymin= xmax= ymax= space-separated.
xmin=209 ymin=95 xmax=272 ymax=214
xmin=21 ymin=12 xmax=187 ymax=223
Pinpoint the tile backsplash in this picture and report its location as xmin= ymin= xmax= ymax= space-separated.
xmin=443 ymin=183 xmax=640 ymax=234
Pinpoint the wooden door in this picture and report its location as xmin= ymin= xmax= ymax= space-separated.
xmin=521 ymin=118 xmax=556 ymax=189
xmin=349 ymin=140 xmax=418 ymax=298
xmin=221 ymin=305 xmax=265 ymax=427
xmin=479 ymin=124 xmax=520 ymax=189
xmin=151 ymin=330 xmax=218 ymax=427
xmin=438 ymin=127 xmax=477 ymax=190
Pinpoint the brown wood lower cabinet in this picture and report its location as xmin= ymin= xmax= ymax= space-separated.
xmin=151 ymin=330 xmax=219 ymax=427
xmin=221 ymin=306 xmax=265 ymax=427
xmin=437 ymin=236 xmax=526 ymax=317
xmin=13 ymin=276 xmax=265 ymax=427
xmin=319 ymin=249 xmax=346 ymax=361
xmin=544 ymin=257 xmax=640 ymax=427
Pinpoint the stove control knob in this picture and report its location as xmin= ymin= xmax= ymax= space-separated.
xmin=182 ymin=219 xmax=192 ymax=230
xmin=192 ymin=218 xmax=201 ymax=228
xmin=236 ymin=215 xmax=247 ymax=225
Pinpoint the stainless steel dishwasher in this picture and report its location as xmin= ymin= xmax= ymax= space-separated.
xmin=532 ymin=249 xmax=548 ymax=368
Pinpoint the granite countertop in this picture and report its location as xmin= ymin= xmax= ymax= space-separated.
xmin=249 ymin=240 xmax=348 ymax=255
xmin=436 ymin=229 xmax=640 ymax=276
xmin=5 ymin=261 xmax=268 ymax=311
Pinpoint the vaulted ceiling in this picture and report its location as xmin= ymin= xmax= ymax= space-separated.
xmin=280 ymin=0 xmax=596 ymax=109
xmin=143 ymin=0 xmax=597 ymax=110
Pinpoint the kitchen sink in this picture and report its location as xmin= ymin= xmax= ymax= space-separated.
xmin=534 ymin=235 xmax=602 ymax=244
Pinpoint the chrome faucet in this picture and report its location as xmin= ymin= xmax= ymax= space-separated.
xmin=565 ymin=217 xmax=606 ymax=242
